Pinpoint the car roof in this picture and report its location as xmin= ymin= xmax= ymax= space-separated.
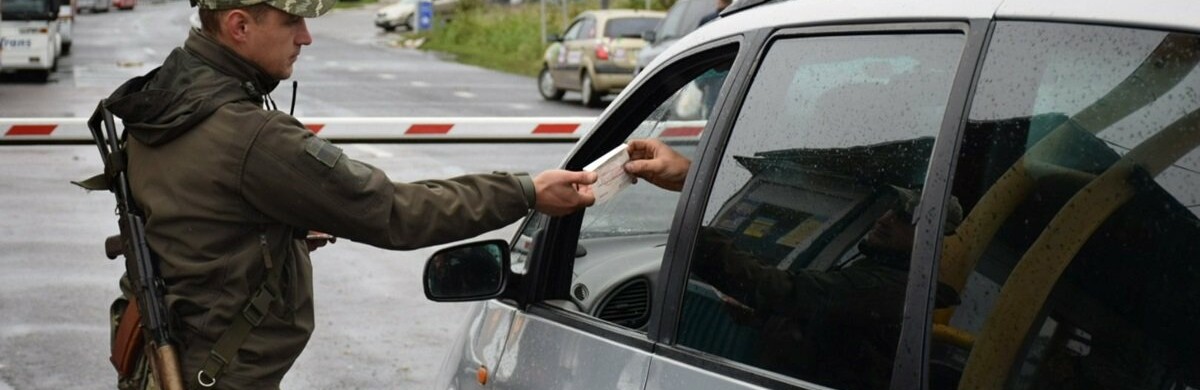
xmin=649 ymin=0 xmax=1200 ymax=75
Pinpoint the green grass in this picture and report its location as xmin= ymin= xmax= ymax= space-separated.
xmin=414 ymin=0 xmax=668 ymax=76
xmin=418 ymin=4 xmax=552 ymax=76
xmin=335 ymin=0 xmax=379 ymax=9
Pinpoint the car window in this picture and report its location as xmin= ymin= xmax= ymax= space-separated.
xmin=563 ymin=58 xmax=733 ymax=332
xmin=563 ymin=19 xmax=585 ymax=41
xmin=3 ymin=0 xmax=51 ymax=15
xmin=674 ymin=33 xmax=965 ymax=389
xmin=606 ymin=17 xmax=662 ymax=39
xmin=655 ymin=0 xmax=690 ymax=41
xmin=580 ymin=17 xmax=597 ymax=40
xmin=936 ymin=22 xmax=1200 ymax=390
xmin=686 ymin=0 xmax=716 ymax=31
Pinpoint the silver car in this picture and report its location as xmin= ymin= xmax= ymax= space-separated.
xmin=424 ymin=0 xmax=1200 ymax=389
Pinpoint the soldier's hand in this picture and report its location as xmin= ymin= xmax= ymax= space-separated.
xmin=532 ymin=169 xmax=597 ymax=216
xmin=305 ymin=231 xmax=336 ymax=252
xmin=624 ymin=138 xmax=691 ymax=192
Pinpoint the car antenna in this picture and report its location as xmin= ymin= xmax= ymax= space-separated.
xmin=289 ymin=81 xmax=298 ymax=116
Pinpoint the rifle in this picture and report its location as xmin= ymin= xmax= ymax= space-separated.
xmin=87 ymin=101 xmax=185 ymax=390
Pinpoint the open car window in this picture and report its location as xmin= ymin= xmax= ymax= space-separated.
xmin=559 ymin=56 xmax=733 ymax=332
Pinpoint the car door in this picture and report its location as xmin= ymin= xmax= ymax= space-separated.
xmin=646 ymin=23 xmax=975 ymax=390
xmin=481 ymin=40 xmax=744 ymax=389
xmin=551 ymin=18 xmax=587 ymax=89
xmin=561 ymin=15 xmax=597 ymax=89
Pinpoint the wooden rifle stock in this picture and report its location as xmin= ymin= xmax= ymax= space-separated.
xmin=153 ymin=344 xmax=185 ymax=390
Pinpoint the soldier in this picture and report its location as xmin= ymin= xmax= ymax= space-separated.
xmin=92 ymin=0 xmax=597 ymax=387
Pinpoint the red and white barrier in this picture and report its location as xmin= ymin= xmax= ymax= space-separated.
xmin=0 ymin=117 xmax=599 ymax=144
xmin=1 ymin=117 xmax=709 ymax=144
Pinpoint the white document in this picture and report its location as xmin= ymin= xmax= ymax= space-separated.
xmin=583 ymin=144 xmax=634 ymax=204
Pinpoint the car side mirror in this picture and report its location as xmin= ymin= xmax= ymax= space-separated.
xmin=641 ymin=30 xmax=657 ymax=43
xmin=546 ymin=33 xmax=561 ymax=43
xmin=423 ymin=239 xmax=510 ymax=302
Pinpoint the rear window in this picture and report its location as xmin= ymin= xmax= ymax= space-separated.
xmin=937 ymin=21 xmax=1200 ymax=389
xmin=606 ymin=17 xmax=661 ymax=38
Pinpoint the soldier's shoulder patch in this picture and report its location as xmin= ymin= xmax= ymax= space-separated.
xmin=304 ymin=137 xmax=342 ymax=168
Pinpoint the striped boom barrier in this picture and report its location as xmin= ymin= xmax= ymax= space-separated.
xmin=0 ymin=117 xmax=601 ymax=145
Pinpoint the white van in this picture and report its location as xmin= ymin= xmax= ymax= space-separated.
xmin=1 ymin=0 xmax=63 ymax=81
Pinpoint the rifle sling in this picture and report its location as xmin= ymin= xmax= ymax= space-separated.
xmin=195 ymin=236 xmax=284 ymax=388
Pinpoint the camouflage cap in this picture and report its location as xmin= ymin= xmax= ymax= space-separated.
xmin=192 ymin=0 xmax=335 ymax=18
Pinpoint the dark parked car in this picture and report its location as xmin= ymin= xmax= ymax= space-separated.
xmin=426 ymin=0 xmax=1200 ymax=389
xmin=634 ymin=0 xmax=717 ymax=75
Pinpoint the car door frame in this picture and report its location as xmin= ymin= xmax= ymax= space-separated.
xmin=489 ymin=31 xmax=753 ymax=390
xmin=643 ymin=20 xmax=993 ymax=390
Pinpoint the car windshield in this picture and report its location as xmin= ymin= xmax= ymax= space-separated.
xmin=606 ymin=17 xmax=661 ymax=39
xmin=2 ymin=0 xmax=57 ymax=19
xmin=659 ymin=0 xmax=713 ymax=41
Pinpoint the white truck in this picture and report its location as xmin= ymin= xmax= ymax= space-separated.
xmin=1 ymin=0 xmax=64 ymax=82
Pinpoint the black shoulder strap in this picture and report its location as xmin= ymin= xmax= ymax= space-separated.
xmin=195 ymin=233 xmax=286 ymax=388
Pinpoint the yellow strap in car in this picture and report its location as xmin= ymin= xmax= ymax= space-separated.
xmin=959 ymin=107 xmax=1200 ymax=389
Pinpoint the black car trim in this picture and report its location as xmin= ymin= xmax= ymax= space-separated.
xmin=593 ymin=62 xmax=632 ymax=75
xmin=651 ymin=29 xmax=770 ymax=346
xmin=523 ymin=214 xmax=583 ymax=305
xmin=890 ymin=19 xmax=992 ymax=390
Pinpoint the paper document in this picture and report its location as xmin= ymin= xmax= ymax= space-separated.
xmin=583 ymin=144 xmax=634 ymax=204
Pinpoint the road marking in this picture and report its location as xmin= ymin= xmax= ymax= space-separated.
xmin=143 ymin=47 xmax=157 ymax=56
xmin=411 ymin=81 xmax=430 ymax=88
xmin=353 ymin=144 xmax=394 ymax=158
xmin=379 ymin=74 xmax=397 ymax=80
xmin=325 ymin=61 xmax=340 ymax=67
xmin=510 ymin=104 xmax=532 ymax=110
xmin=349 ymin=66 xmax=363 ymax=72
xmin=453 ymin=91 xmax=476 ymax=99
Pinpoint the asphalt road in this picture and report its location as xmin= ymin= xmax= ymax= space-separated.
xmin=0 ymin=142 xmax=571 ymax=389
xmin=0 ymin=0 xmax=604 ymax=117
xmin=0 ymin=1 xmax=590 ymax=388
